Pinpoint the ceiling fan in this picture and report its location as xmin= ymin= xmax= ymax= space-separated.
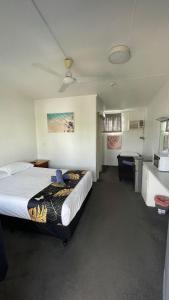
xmin=33 ymin=58 xmax=77 ymax=92
xmin=33 ymin=57 xmax=108 ymax=93
xmin=31 ymin=0 xmax=111 ymax=93
xmin=58 ymin=57 xmax=76 ymax=92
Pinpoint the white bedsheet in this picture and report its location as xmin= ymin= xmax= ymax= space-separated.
xmin=0 ymin=167 xmax=92 ymax=226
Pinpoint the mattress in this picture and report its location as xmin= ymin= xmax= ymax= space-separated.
xmin=0 ymin=167 xmax=92 ymax=226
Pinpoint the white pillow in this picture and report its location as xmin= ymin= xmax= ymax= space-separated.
xmin=0 ymin=162 xmax=34 ymax=175
xmin=0 ymin=170 xmax=9 ymax=179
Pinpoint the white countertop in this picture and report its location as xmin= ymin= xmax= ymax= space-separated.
xmin=144 ymin=162 xmax=169 ymax=191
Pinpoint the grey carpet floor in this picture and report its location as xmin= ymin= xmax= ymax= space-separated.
xmin=0 ymin=166 xmax=168 ymax=300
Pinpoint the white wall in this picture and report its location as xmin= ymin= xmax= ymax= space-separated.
xmin=35 ymin=94 xmax=98 ymax=180
xmin=103 ymin=108 xmax=146 ymax=166
xmin=0 ymin=91 xmax=37 ymax=166
xmin=143 ymin=82 xmax=169 ymax=158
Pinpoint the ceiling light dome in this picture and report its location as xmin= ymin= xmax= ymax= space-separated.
xmin=63 ymin=75 xmax=75 ymax=85
xmin=108 ymin=45 xmax=131 ymax=64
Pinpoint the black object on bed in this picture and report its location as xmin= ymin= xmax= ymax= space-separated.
xmin=1 ymin=188 xmax=92 ymax=245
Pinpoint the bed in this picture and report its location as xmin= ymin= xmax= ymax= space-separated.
xmin=0 ymin=164 xmax=93 ymax=243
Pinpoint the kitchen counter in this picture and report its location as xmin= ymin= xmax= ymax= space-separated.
xmin=144 ymin=162 xmax=169 ymax=192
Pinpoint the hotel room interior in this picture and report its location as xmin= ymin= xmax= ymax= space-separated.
xmin=0 ymin=0 xmax=169 ymax=299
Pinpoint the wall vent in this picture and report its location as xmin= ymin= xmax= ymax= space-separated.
xmin=130 ymin=120 xmax=144 ymax=129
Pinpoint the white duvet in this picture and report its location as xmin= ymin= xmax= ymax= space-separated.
xmin=0 ymin=167 xmax=92 ymax=226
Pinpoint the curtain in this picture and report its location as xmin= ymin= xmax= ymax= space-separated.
xmin=103 ymin=113 xmax=122 ymax=132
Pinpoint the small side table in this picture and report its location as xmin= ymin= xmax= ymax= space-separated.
xmin=31 ymin=160 xmax=49 ymax=168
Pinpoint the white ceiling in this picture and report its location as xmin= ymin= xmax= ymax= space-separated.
xmin=1 ymin=0 xmax=169 ymax=109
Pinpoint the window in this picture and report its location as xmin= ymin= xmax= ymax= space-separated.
xmin=103 ymin=113 xmax=122 ymax=132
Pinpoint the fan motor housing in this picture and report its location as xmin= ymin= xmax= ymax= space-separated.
xmin=64 ymin=58 xmax=73 ymax=69
xmin=63 ymin=76 xmax=75 ymax=84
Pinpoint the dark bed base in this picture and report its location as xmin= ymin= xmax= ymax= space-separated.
xmin=1 ymin=188 xmax=92 ymax=245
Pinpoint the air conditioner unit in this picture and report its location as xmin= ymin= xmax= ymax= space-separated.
xmin=130 ymin=120 xmax=144 ymax=129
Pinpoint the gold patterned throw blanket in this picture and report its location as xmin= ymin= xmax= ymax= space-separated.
xmin=27 ymin=170 xmax=86 ymax=224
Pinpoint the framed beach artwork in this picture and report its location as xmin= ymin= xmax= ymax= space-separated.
xmin=47 ymin=112 xmax=74 ymax=133
xmin=107 ymin=135 xmax=122 ymax=150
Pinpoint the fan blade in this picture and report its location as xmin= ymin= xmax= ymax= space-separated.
xmin=76 ymin=76 xmax=110 ymax=84
xmin=58 ymin=83 xmax=68 ymax=92
xmin=32 ymin=63 xmax=61 ymax=77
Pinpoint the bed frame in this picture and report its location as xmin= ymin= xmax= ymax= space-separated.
xmin=1 ymin=188 xmax=92 ymax=245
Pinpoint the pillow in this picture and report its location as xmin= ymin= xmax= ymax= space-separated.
xmin=0 ymin=162 xmax=34 ymax=175
xmin=0 ymin=170 xmax=9 ymax=179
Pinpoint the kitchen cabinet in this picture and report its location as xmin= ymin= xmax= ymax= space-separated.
xmin=142 ymin=162 xmax=169 ymax=207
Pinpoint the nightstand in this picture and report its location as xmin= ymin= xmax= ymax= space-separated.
xmin=31 ymin=160 xmax=49 ymax=168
